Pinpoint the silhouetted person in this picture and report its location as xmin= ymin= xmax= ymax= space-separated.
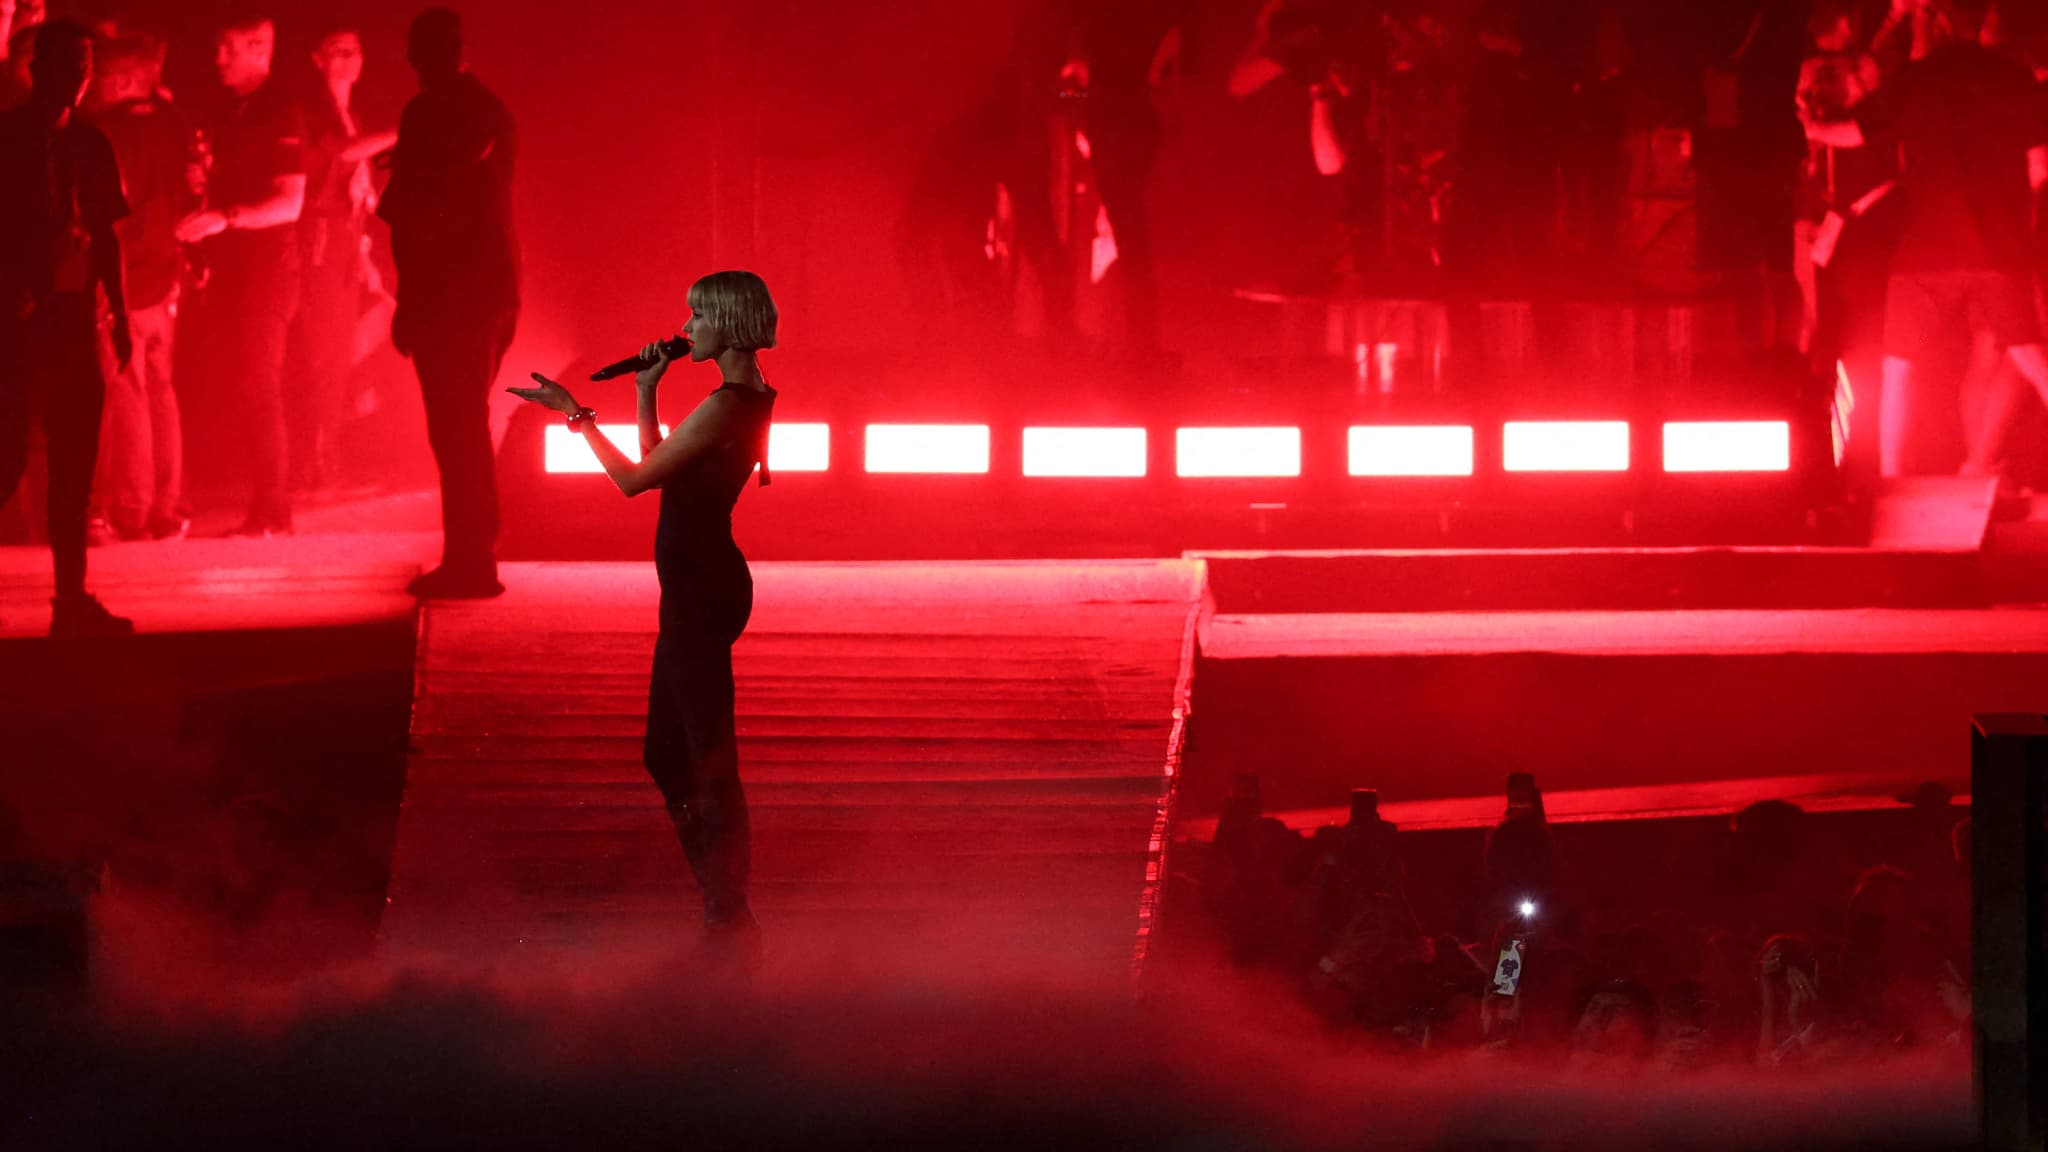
xmin=288 ymin=23 xmax=395 ymax=495
xmin=1068 ymin=0 xmax=1185 ymax=356
xmin=0 ymin=19 xmax=132 ymax=636
xmin=905 ymin=53 xmax=1074 ymax=353
xmin=378 ymin=7 xmax=518 ymax=598
xmin=1567 ymin=978 xmax=1660 ymax=1073
xmin=1201 ymin=772 xmax=1306 ymax=965
xmin=1692 ymin=0 xmax=1810 ymax=360
xmin=1300 ymin=790 xmax=1428 ymax=1029
xmin=1446 ymin=2 xmax=1564 ymax=296
xmin=88 ymin=33 xmax=194 ymax=542
xmin=1799 ymin=0 xmax=1898 ymax=492
xmin=511 ymin=270 xmax=780 ymax=954
xmin=1228 ymin=0 xmax=1401 ymax=289
xmin=1299 ymin=787 xmax=1401 ymax=954
xmin=176 ymin=14 xmax=307 ymax=536
xmin=1483 ymin=772 xmax=1559 ymax=933
xmin=1806 ymin=0 xmax=2048 ymax=477
xmin=1712 ymin=797 xmax=1838 ymax=941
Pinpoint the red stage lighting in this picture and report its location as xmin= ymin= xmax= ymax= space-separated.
xmin=1348 ymin=425 xmax=1475 ymax=477
xmin=1832 ymin=360 xmax=1856 ymax=468
xmin=1175 ymin=427 xmax=1302 ymax=478
xmin=864 ymin=424 xmax=992 ymax=474
xmin=1022 ymin=427 xmax=1148 ymax=477
xmin=546 ymin=423 xmax=830 ymax=474
xmin=544 ymin=424 xmax=667 ymax=473
xmin=769 ymin=423 xmax=831 ymax=472
xmin=1662 ymin=421 xmax=1791 ymax=473
xmin=1503 ymin=421 xmax=1630 ymax=473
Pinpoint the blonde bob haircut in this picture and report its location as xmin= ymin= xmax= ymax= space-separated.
xmin=688 ymin=270 xmax=779 ymax=351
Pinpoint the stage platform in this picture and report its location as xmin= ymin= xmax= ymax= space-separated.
xmin=0 ymin=535 xmax=428 ymax=967
xmin=1177 ymin=537 xmax=2048 ymax=820
xmin=4 ymin=509 xmax=2042 ymax=983
xmin=0 ymin=531 xmax=430 ymax=639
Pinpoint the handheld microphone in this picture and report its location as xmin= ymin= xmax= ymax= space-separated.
xmin=589 ymin=336 xmax=691 ymax=381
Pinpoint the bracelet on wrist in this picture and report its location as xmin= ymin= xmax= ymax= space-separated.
xmin=566 ymin=406 xmax=597 ymax=432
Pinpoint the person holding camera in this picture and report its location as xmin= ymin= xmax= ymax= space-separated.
xmin=510 ymin=270 xmax=778 ymax=953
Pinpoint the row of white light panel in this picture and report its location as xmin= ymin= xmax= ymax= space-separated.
xmin=545 ymin=421 xmax=1790 ymax=476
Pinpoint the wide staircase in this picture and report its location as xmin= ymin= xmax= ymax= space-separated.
xmin=381 ymin=560 xmax=1200 ymax=978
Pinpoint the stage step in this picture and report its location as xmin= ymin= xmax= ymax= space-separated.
xmin=1194 ymin=543 xmax=1989 ymax=613
xmin=1870 ymin=475 xmax=1999 ymax=551
xmin=382 ymin=560 xmax=1200 ymax=970
xmin=1185 ymin=605 xmax=2048 ymax=818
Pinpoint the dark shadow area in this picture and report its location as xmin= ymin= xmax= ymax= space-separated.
xmin=0 ymin=928 xmax=1977 ymax=1152
xmin=0 ymin=620 xmax=417 ymax=994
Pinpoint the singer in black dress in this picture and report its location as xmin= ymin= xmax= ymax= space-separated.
xmin=511 ymin=270 xmax=778 ymax=939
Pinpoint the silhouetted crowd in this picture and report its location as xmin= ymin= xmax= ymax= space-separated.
xmin=2 ymin=7 xmax=394 ymax=537
xmin=920 ymin=0 xmax=2048 ymax=485
xmin=1 ymin=5 xmax=518 ymax=632
xmin=1179 ymin=772 xmax=1973 ymax=1071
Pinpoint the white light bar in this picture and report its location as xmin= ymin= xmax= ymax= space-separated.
xmin=1175 ymin=427 xmax=1301 ymax=478
xmin=768 ymin=423 xmax=830 ymax=472
xmin=864 ymin=424 xmax=991 ymax=474
xmin=549 ymin=423 xmax=826 ymax=475
xmin=1348 ymin=425 xmax=1474 ymax=477
xmin=1502 ymin=421 xmax=1630 ymax=473
xmin=1022 ymin=427 xmax=1147 ymax=477
xmin=1663 ymin=421 xmax=1791 ymax=473
xmin=545 ymin=424 xmax=665 ymax=473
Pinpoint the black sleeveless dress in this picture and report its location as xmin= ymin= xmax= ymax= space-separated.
xmin=643 ymin=382 xmax=775 ymax=925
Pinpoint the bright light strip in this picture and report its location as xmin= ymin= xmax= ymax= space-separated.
xmin=768 ymin=423 xmax=830 ymax=472
xmin=1502 ymin=421 xmax=1630 ymax=473
xmin=1662 ymin=421 xmax=1791 ymax=473
xmin=1348 ymin=425 xmax=1474 ymax=476
xmin=864 ymin=424 xmax=991 ymax=474
xmin=1022 ymin=427 xmax=1147 ymax=477
xmin=1832 ymin=361 xmax=1855 ymax=468
xmin=548 ymin=423 xmax=828 ymax=475
xmin=545 ymin=424 xmax=665 ymax=473
xmin=1175 ymin=427 xmax=1301 ymax=477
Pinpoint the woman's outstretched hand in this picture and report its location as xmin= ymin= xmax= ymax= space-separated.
xmin=508 ymin=372 xmax=580 ymax=414
xmin=634 ymin=339 xmax=673 ymax=392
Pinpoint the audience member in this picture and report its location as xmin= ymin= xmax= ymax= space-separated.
xmin=1185 ymin=767 xmax=1974 ymax=1080
xmin=1651 ymin=979 xmax=1727 ymax=1072
xmin=1566 ymin=976 xmax=1658 ymax=1073
xmin=1482 ymin=772 xmax=1564 ymax=937
xmin=1200 ymin=773 xmax=1307 ymax=966
xmin=1715 ymin=798 xmax=1837 ymax=940
xmin=1755 ymin=932 xmax=1825 ymax=1063
xmin=1834 ymin=865 xmax=1946 ymax=1043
